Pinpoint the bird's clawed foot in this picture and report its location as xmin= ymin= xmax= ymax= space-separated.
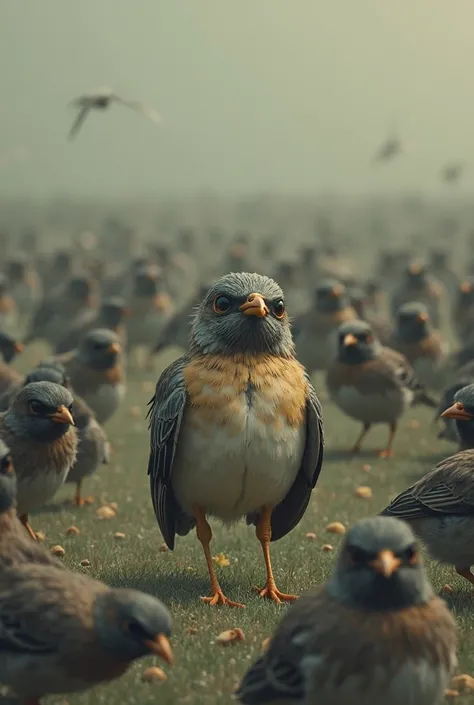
xmin=200 ymin=590 xmax=245 ymax=608
xmin=73 ymin=495 xmax=95 ymax=507
xmin=378 ymin=448 xmax=394 ymax=459
xmin=255 ymin=583 xmax=298 ymax=605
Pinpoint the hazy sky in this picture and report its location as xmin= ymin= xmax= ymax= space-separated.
xmin=1 ymin=0 xmax=474 ymax=197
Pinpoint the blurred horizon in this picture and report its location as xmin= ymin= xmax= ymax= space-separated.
xmin=2 ymin=0 xmax=474 ymax=198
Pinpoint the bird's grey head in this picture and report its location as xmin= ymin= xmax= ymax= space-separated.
xmin=6 ymin=381 xmax=75 ymax=442
xmin=396 ymin=301 xmax=431 ymax=342
xmin=405 ymin=261 xmax=427 ymax=285
xmin=190 ymin=272 xmax=294 ymax=358
xmin=94 ymin=588 xmax=172 ymax=664
xmin=0 ymin=332 xmax=23 ymax=364
xmin=336 ymin=320 xmax=382 ymax=365
xmin=100 ymin=297 xmax=129 ymax=326
xmin=66 ymin=276 xmax=95 ymax=301
xmin=458 ymin=279 xmax=474 ymax=307
xmin=314 ymin=279 xmax=348 ymax=313
xmin=78 ymin=329 xmax=121 ymax=369
xmin=328 ymin=517 xmax=433 ymax=611
xmin=0 ymin=439 xmax=16 ymax=514
xmin=24 ymin=364 xmax=70 ymax=389
xmin=441 ymin=383 xmax=474 ymax=447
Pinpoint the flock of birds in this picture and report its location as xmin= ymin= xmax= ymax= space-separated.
xmin=2 ymin=221 xmax=474 ymax=704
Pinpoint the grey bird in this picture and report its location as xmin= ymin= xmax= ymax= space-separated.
xmin=0 ymin=450 xmax=173 ymax=704
xmin=68 ymin=86 xmax=161 ymax=140
xmin=372 ymin=134 xmax=403 ymax=163
xmin=436 ymin=383 xmax=474 ymax=449
xmin=0 ymin=381 xmax=77 ymax=538
xmin=236 ymin=516 xmax=457 ymax=705
xmin=148 ymin=272 xmax=324 ymax=607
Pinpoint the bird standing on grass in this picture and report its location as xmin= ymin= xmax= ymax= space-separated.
xmin=0 ymin=447 xmax=173 ymax=704
xmin=236 ymin=517 xmax=457 ymax=705
xmin=148 ymin=272 xmax=324 ymax=607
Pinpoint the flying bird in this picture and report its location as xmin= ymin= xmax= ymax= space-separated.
xmin=372 ymin=134 xmax=402 ymax=164
xmin=68 ymin=87 xmax=161 ymax=140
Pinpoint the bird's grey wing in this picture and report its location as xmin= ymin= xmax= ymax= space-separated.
xmin=147 ymin=355 xmax=192 ymax=549
xmin=267 ymin=377 xmax=324 ymax=542
xmin=68 ymin=106 xmax=90 ymax=140
xmin=114 ymin=96 xmax=161 ymax=123
xmin=0 ymin=602 xmax=57 ymax=655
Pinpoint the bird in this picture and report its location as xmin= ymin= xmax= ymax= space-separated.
xmin=147 ymin=272 xmax=324 ymax=607
xmin=0 ymin=360 xmax=71 ymax=412
xmin=347 ymin=285 xmax=392 ymax=346
xmin=152 ymin=283 xmax=210 ymax=357
xmin=372 ymin=133 xmax=402 ymax=163
xmin=0 ymin=451 xmax=173 ymax=703
xmin=68 ymin=86 xmax=161 ymax=140
xmin=0 ymin=331 xmax=23 ymax=397
xmin=390 ymin=301 xmax=449 ymax=389
xmin=435 ymin=381 xmax=472 ymax=446
xmin=54 ymin=296 xmax=129 ymax=355
xmin=390 ymin=261 xmax=444 ymax=329
xmin=0 ymin=381 xmax=77 ymax=538
xmin=326 ymin=320 xmax=436 ymax=457
xmin=452 ymin=278 xmax=474 ymax=344
xmin=55 ymin=328 xmax=125 ymax=424
xmin=0 ymin=272 xmax=19 ymax=333
xmin=293 ymin=279 xmax=358 ymax=373
xmin=5 ymin=254 xmax=42 ymax=319
xmin=436 ymin=384 xmax=474 ymax=451
xmin=236 ymin=516 xmax=457 ymax=705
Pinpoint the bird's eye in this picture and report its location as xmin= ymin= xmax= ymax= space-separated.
xmin=213 ymin=295 xmax=232 ymax=314
xmin=30 ymin=400 xmax=43 ymax=415
xmin=364 ymin=334 xmax=374 ymax=344
xmin=1 ymin=455 xmax=13 ymax=474
xmin=93 ymin=342 xmax=103 ymax=351
xmin=124 ymin=619 xmax=148 ymax=640
xmin=403 ymin=544 xmax=418 ymax=564
xmin=347 ymin=545 xmax=369 ymax=565
xmin=273 ymin=300 xmax=286 ymax=319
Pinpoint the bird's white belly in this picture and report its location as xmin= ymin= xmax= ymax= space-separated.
xmin=332 ymin=385 xmax=411 ymax=424
xmin=85 ymin=383 xmax=125 ymax=423
xmin=172 ymin=405 xmax=306 ymax=521
xmin=419 ymin=515 xmax=474 ymax=567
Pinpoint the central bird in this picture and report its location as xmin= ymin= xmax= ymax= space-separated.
xmin=148 ymin=272 xmax=324 ymax=607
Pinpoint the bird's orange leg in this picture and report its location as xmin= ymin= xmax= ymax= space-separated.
xmin=255 ymin=506 xmax=297 ymax=604
xmin=73 ymin=480 xmax=95 ymax=506
xmin=193 ymin=506 xmax=245 ymax=608
xmin=19 ymin=514 xmax=37 ymax=541
xmin=456 ymin=566 xmax=474 ymax=588
xmin=351 ymin=423 xmax=371 ymax=454
xmin=378 ymin=423 xmax=396 ymax=458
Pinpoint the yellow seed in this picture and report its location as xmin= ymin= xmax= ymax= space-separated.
xmin=305 ymin=532 xmax=317 ymax=540
xmin=114 ymin=532 xmax=126 ymax=540
xmin=186 ymin=627 xmax=198 ymax=635
xmin=213 ymin=553 xmax=230 ymax=567
xmin=444 ymin=689 xmax=460 ymax=698
xmin=108 ymin=502 xmax=119 ymax=511
xmin=50 ymin=545 xmax=65 ymax=557
xmin=80 ymin=559 xmax=91 ymax=567
xmin=159 ymin=543 xmax=168 ymax=552
xmin=35 ymin=531 xmax=46 ymax=542
xmin=325 ymin=522 xmax=346 ymax=535
xmin=216 ymin=628 xmax=245 ymax=645
xmin=441 ymin=584 xmax=454 ymax=594
xmin=452 ymin=675 xmax=474 ymax=692
xmin=66 ymin=526 xmax=80 ymax=536
xmin=96 ymin=505 xmax=116 ymax=520
xmin=354 ymin=486 xmax=373 ymax=499
xmin=141 ymin=667 xmax=168 ymax=683
xmin=362 ymin=464 xmax=371 ymax=472
xmin=322 ymin=544 xmax=334 ymax=552
xmin=261 ymin=637 xmax=271 ymax=651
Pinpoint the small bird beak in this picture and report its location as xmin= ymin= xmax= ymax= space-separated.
xmin=343 ymin=333 xmax=358 ymax=347
xmin=144 ymin=633 xmax=173 ymax=665
xmin=329 ymin=285 xmax=344 ymax=298
xmin=416 ymin=311 xmax=429 ymax=323
xmin=370 ymin=550 xmax=401 ymax=578
xmin=441 ymin=401 xmax=474 ymax=421
xmin=49 ymin=405 xmax=75 ymax=426
xmin=409 ymin=263 xmax=422 ymax=275
xmin=14 ymin=342 xmax=24 ymax=353
xmin=460 ymin=281 xmax=472 ymax=294
xmin=122 ymin=307 xmax=131 ymax=317
xmin=240 ymin=293 xmax=269 ymax=318
xmin=107 ymin=342 xmax=121 ymax=355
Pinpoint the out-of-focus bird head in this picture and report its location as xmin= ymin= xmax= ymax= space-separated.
xmin=0 ymin=331 xmax=23 ymax=364
xmin=0 ymin=273 xmax=11 ymax=297
xmin=336 ymin=320 xmax=381 ymax=364
xmin=100 ymin=297 xmax=130 ymax=326
xmin=51 ymin=250 xmax=73 ymax=274
xmin=396 ymin=301 xmax=431 ymax=342
xmin=24 ymin=362 xmax=70 ymax=390
xmin=133 ymin=266 xmax=162 ymax=298
xmin=94 ymin=588 xmax=172 ymax=664
xmin=178 ymin=226 xmax=196 ymax=254
xmin=191 ymin=272 xmax=293 ymax=358
xmin=314 ymin=279 xmax=348 ymax=314
xmin=77 ymin=329 xmax=121 ymax=370
xmin=346 ymin=287 xmax=366 ymax=319
xmin=328 ymin=517 xmax=432 ymax=612
xmin=6 ymin=381 xmax=75 ymax=442
xmin=430 ymin=248 xmax=450 ymax=270
xmin=457 ymin=278 xmax=474 ymax=309
xmin=405 ymin=260 xmax=427 ymax=286
xmin=5 ymin=255 xmax=28 ymax=282
xmin=66 ymin=276 xmax=96 ymax=304
xmin=0 ymin=439 xmax=16 ymax=513
xmin=441 ymin=384 xmax=474 ymax=444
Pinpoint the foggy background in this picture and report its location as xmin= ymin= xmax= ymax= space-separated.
xmin=1 ymin=0 xmax=474 ymax=198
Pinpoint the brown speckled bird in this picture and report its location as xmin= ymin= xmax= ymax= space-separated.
xmin=0 ymin=381 xmax=77 ymax=538
xmin=390 ymin=302 xmax=449 ymax=389
xmin=237 ymin=517 xmax=456 ymax=705
xmin=0 ymin=450 xmax=173 ymax=704
xmin=293 ymin=279 xmax=358 ymax=373
xmin=327 ymin=320 xmax=436 ymax=457
xmin=54 ymin=296 xmax=129 ymax=355
xmin=148 ymin=273 xmax=324 ymax=607
xmin=55 ymin=329 xmax=125 ymax=424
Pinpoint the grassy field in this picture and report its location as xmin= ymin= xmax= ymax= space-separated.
xmin=16 ymin=345 xmax=474 ymax=704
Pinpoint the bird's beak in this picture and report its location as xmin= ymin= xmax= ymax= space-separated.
xmin=144 ymin=633 xmax=173 ymax=665
xmin=441 ymin=401 xmax=474 ymax=421
xmin=122 ymin=307 xmax=131 ymax=318
xmin=107 ymin=342 xmax=121 ymax=355
xmin=329 ymin=285 xmax=344 ymax=298
xmin=409 ymin=263 xmax=422 ymax=275
xmin=14 ymin=342 xmax=23 ymax=353
xmin=370 ymin=550 xmax=401 ymax=578
xmin=343 ymin=333 xmax=358 ymax=347
xmin=49 ymin=405 xmax=75 ymax=426
xmin=416 ymin=311 xmax=429 ymax=323
xmin=240 ymin=293 xmax=269 ymax=318
xmin=460 ymin=281 xmax=472 ymax=294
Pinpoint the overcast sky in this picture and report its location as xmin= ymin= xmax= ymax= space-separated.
xmin=1 ymin=0 xmax=473 ymax=197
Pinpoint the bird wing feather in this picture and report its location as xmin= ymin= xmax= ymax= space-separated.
xmin=69 ymin=106 xmax=91 ymax=140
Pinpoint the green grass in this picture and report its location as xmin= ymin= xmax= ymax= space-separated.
xmin=14 ymin=347 xmax=474 ymax=704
